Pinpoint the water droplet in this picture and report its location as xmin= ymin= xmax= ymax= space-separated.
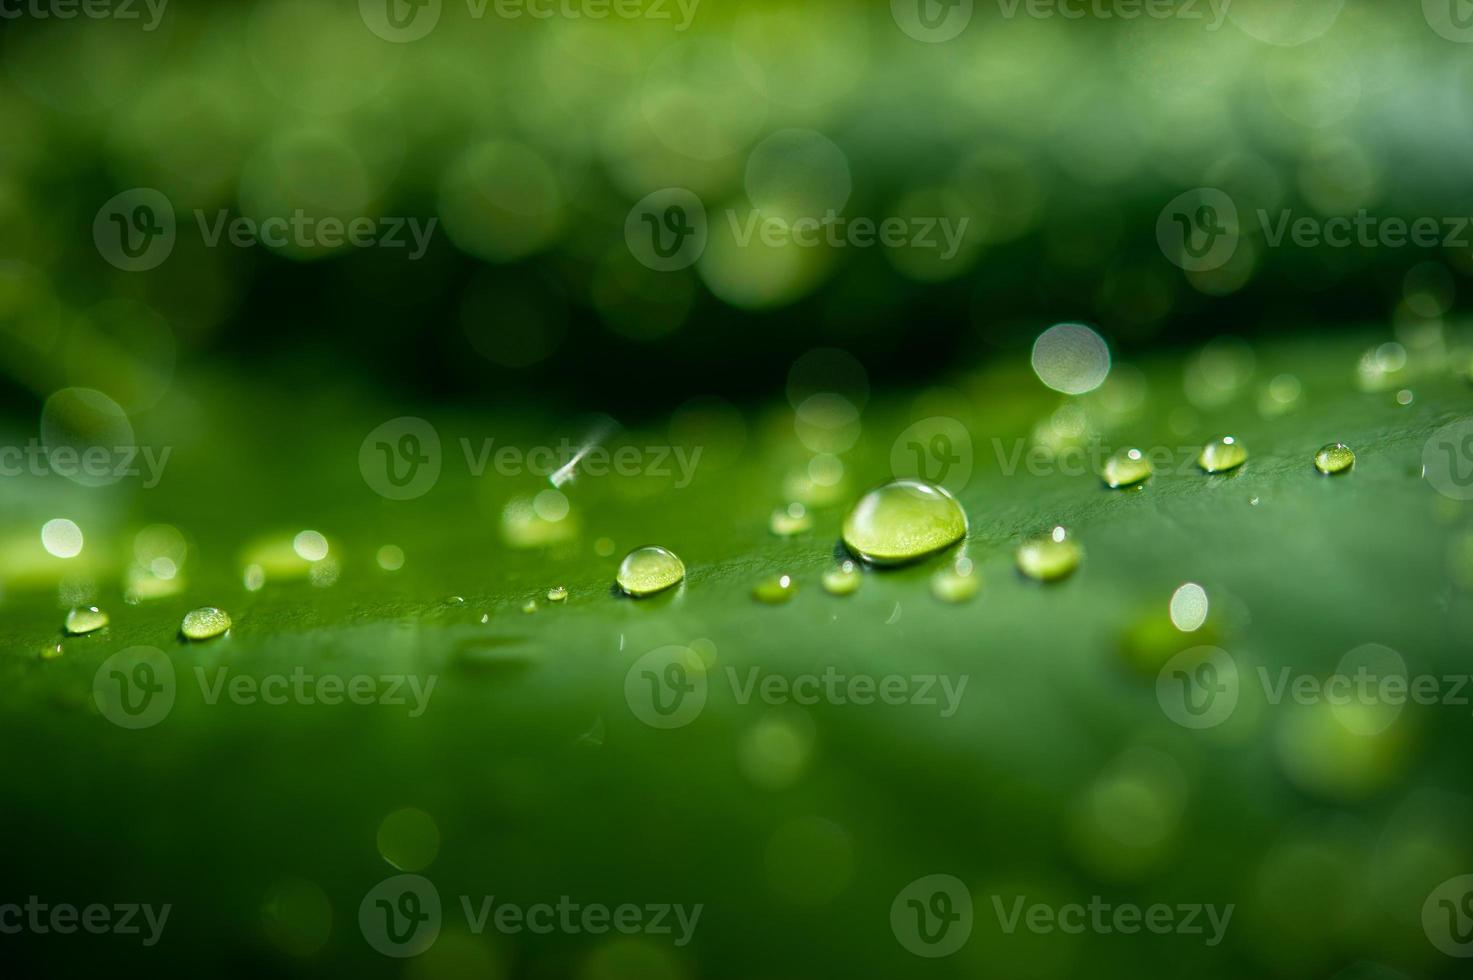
xmin=821 ymin=560 xmax=861 ymax=596
xmin=181 ymin=606 xmax=231 ymax=640
xmin=1395 ymin=388 xmax=1414 ymax=406
xmin=1314 ymin=443 xmax=1355 ymax=475
xmin=753 ymin=574 xmax=797 ymax=604
xmin=64 ymin=605 xmax=109 ymax=635
xmin=522 ymin=599 xmax=538 ymax=614
xmin=931 ymin=558 xmax=979 ymax=603
xmin=1198 ymin=436 xmax=1247 ymax=474
xmin=841 ymin=480 xmax=967 ymax=565
xmin=41 ymin=518 xmax=84 ymax=558
xmin=547 ymin=586 xmax=568 ymax=603
xmin=1016 ymin=526 xmax=1082 ymax=582
xmin=616 ymin=546 xmax=685 ymax=597
xmin=1169 ymin=583 xmax=1209 ymax=632
xmin=769 ymin=502 xmax=813 ymax=537
xmin=40 ymin=641 xmax=64 ymax=660
xmin=292 ymin=529 xmax=329 ymax=562
xmin=1101 ymin=447 xmax=1153 ymax=488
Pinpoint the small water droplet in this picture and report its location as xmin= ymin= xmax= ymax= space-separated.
xmin=1395 ymin=388 xmax=1414 ymax=406
xmin=181 ymin=606 xmax=232 ymax=640
xmin=615 ymin=546 xmax=685 ymax=597
xmin=1198 ymin=436 xmax=1247 ymax=474
xmin=243 ymin=564 xmax=266 ymax=591
xmin=769 ymin=502 xmax=813 ymax=536
xmin=753 ymin=574 xmax=797 ymax=604
xmin=40 ymin=641 xmax=64 ymax=660
xmin=1101 ymin=447 xmax=1153 ymax=488
xmin=1016 ymin=526 xmax=1082 ymax=582
xmin=821 ymin=560 xmax=861 ymax=596
xmin=1314 ymin=443 xmax=1355 ymax=475
xmin=63 ymin=605 xmax=109 ymax=635
xmin=931 ymin=558 xmax=979 ymax=603
xmin=841 ymin=480 xmax=967 ymax=565
xmin=522 ymin=599 xmax=538 ymax=614
xmin=547 ymin=586 xmax=568 ymax=603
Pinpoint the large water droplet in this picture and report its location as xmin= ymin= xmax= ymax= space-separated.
xmin=1198 ymin=436 xmax=1247 ymax=474
xmin=64 ymin=605 xmax=109 ymax=635
xmin=1314 ymin=442 xmax=1354 ymax=475
xmin=841 ymin=480 xmax=967 ymax=565
xmin=1101 ymin=447 xmax=1152 ymax=488
xmin=616 ymin=546 xmax=685 ymax=597
xmin=821 ymin=560 xmax=861 ymax=596
xmin=753 ymin=574 xmax=797 ymax=604
xmin=1016 ymin=526 xmax=1082 ymax=582
xmin=181 ymin=606 xmax=231 ymax=640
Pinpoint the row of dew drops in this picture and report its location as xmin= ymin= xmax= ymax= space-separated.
xmin=37 ymin=325 xmax=1379 ymax=649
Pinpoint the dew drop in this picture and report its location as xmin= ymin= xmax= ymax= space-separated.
xmin=1016 ymin=526 xmax=1082 ymax=582
xmin=931 ymin=558 xmax=979 ymax=603
xmin=841 ymin=480 xmax=967 ymax=566
xmin=522 ymin=599 xmax=538 ymax=614
xmin=1198 ymin=436 xmax=1247 ymax=474
xmin=547 ymin=585 xmax=568 ymax=603
xmin=181 ymin=606 xmax=231 ymax=640
xmin=753 ymin=574 xmax=797 ymax=604
xmin=1101 ymin=447 xmax=1153 ymax=489
xmin=769 ymin=502 xmax=813 ymax=537
xmin=64 ymin=605 xmax=109 ymax=635
xmin=615 ymin=546 xmax=685 ymax=597
xmin=821 ymin=560 xmax=861 ymax=597
xmin=1314 ymin=443 xmax=1355 ymax=475
xmin=40 ymin=641 xmax=64 ymax=660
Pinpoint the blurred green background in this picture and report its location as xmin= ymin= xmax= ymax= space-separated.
xmin=2 ymin=1 xmax=1472 ymax=978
